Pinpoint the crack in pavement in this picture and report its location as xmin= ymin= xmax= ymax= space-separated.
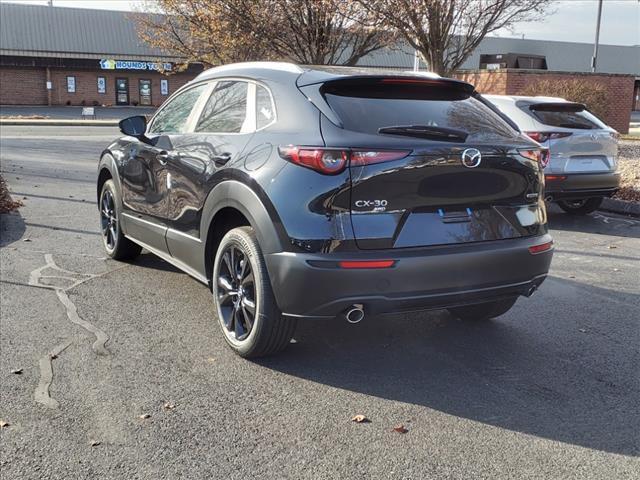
xmin=27 ymin=253 xmax=128 ymax=409
xmin=34 ymin=340 xmax=74 ymax=409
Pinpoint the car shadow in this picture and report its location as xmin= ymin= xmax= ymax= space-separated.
xmin=547 ymin=204 xmax=640 ymax=239
xmin=132 ymin=251 xmax=184 ymax=273
xmin=0 ymin=211 xmax=26 ymax=247
xmin=258 ymin=277 xmax=639 ymax=456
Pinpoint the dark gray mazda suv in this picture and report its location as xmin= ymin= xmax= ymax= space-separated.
xmin=97 ymin=62 xmax=553 ymax=357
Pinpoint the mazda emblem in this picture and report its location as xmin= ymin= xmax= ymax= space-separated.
xmin=461 ymin=148 xmax=482 ymax=168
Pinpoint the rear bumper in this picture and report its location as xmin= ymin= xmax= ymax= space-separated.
xmin=265 ymin=235 xmax=553 ymax=319
xmin=545 ymin=172 xmax=620 ymax=200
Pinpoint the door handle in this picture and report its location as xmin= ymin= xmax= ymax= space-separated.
xmin=157 ymin=151 xmax=170 ymax=165
xmin=213 ymin=153 xmax=232 ymax=166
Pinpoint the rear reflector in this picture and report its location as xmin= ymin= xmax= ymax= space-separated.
xmin=545 ymin=175 xmax=567 ymax=181
xmin=338 ymin=260 xmax=396 ymax=269
xmin=528 ymin=241 xmax=553 ymax=255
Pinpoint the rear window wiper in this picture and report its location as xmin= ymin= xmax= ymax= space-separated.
xmin=378 ymin=125 xmax=468 ymax=142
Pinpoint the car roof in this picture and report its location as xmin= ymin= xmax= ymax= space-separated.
xmin=194 ymin=61 xmax=445 ymax=84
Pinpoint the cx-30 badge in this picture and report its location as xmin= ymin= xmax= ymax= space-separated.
xmin=461 ymin=148 xmax=482 ymax=168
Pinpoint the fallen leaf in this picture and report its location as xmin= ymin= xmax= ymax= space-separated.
xmin=579 ymin=328 xmax=587 ymax=333
xmin=392 ymin=424 xmax=408 ymax=434
xmin=351 ymin=414 xmax=370 ymax=423
xmin=22 ymin=238 xmax=31 ymax=242
xmin=90 ymin=440 xmax=100 ymax=447
xmin=163 ymin=403 xmax=176 ymax=410
xmin=10 ymin=368 xmax=23 ymax=374
xmin=207 ymin=357 xmax=215 ymax=363
xmin=139 ymin=413 xmax=151 ymax=419
xmin=0 ymin=420 xmax=9 ymax=428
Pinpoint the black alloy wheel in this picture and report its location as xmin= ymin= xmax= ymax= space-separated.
xmin=217 ymin=245 xmax=257 ymax=341
xmin=100 ymin=189 xmax=118 ymax=252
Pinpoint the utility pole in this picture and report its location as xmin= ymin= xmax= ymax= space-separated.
xmin=591 ymin=0 xmax=603 ymax=72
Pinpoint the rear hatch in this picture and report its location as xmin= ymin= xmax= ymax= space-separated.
xmin=521 ymin=102 xmax=618 ymax=174
xmin=302 ymin=76 xmax=547 ymax=250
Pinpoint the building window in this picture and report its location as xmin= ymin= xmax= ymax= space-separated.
xmin=66 ymin=76 xmax=76 ymax=93
xmin=97 ymin=76 xmax=106 ymax=94
xmin=160 ymin=79 xmax=168 ymax=96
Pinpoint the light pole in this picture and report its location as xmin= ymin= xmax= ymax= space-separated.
xmin=591 ymin=0 xmax=603 ymax=73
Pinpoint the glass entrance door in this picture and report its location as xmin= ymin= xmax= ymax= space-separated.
xmin=139 ymin=79 xmax=152 ymax=106
xmin=116 ymin=78 xmax=129 ymax=105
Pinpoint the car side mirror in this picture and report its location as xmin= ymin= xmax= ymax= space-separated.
xmin=119 ymin=115 xmax=147 ymax=138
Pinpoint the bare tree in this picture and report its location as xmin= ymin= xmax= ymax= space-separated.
xmin=357 ymin=0 xmax=552 ymax=76
xmin=134 ymin=0 xmax=391 ymax=69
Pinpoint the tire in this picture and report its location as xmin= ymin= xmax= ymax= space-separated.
xmin=212 ymin=226 xmax=297 ymax=358
xmin=556 ymin=197 xmax=603 ymax=215
xmin=99 ymin=179 xmax=142 ymax=260
xmin=447 ymin=297 xmax=518 ymax=321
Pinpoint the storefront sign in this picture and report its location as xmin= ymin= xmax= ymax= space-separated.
xmin=100 ymin=59 xmax=172 ymax=71
xmin=160 ymin=79 xmax=169 ymax=96
xmin=97 ymin=76 xmax=106 ymax=94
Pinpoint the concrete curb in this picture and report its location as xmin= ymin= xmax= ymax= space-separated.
xmin=600 ymin=198 xmax=640 ymax=217
xmin=0 ymin=119 xmax=119 ymax=126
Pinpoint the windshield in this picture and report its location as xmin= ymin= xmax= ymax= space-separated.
xmin=521 ymin=103 xmax=607 ymax=130
xmin=325 ymin=92 xmax=519 ymax=143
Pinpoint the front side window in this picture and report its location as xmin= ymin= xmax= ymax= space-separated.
xmin=196 ymin=81 xmax=249 ymax=133
xmin=149 ymin=83 xmax=207 ymax=134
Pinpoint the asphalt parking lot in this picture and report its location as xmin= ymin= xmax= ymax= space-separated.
xmin=1 ymin=125 xmax=639 ymax=479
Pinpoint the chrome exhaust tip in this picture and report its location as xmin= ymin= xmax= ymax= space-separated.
xmin=526 ymin=285 xmax=538 ymax=297
xmin=344 ymin=304 xmax=365 ymax=324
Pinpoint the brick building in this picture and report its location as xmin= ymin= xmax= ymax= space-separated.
xmin=0 ymin=2 xmax=637 ymax=131
xmin=0 ymin=3 xmax=202 ymax=107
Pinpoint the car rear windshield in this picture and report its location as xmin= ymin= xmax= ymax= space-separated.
xmin=323 ymin=82 xmax=518 ymax=143
xmin=520 ymin=102 xmax=606 ymax=130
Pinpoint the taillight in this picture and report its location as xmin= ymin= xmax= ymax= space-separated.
xmin=278 ymin=146 xmax=348 ymax=175
xmin=525 ymin=131 xmax=572 ymax=143
xmin=278 ymin=146 xmax=410 ymax=174
xmin=350 ymin=150 xmax=410 ymax=166
xmin=518 ymin=148 xmax=550 ymax=167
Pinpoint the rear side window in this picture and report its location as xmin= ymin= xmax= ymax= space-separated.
xmin=324 ymin=83 xmax=518 ymax=142
xmin=149 ymin=83 xmax=207 ymax=134
xmin=521 ymin=103 xmax=605 ymax=130
xmin=196 ymin=81 xmax=249 ymax=133
xmin=256 ymin=85 xmax=276 ymax=129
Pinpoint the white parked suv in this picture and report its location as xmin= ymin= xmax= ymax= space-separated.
xmin=486 ymin=95 xmax=620 ymax=215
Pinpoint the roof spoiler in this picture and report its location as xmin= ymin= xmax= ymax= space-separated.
xmin=320 ymin=75 xmax=473 ymax=92
xmin=529 ymin=102 xmax=586 ymax=112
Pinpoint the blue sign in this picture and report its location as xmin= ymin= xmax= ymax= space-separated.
xmin=100 ymin=59 xmax=172 ymax=71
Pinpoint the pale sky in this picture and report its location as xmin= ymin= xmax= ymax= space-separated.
xmin=2 ymin=0 xmax=639 ymax=46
